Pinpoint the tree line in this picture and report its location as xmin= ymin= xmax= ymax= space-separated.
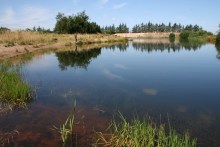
xmin=101 ymin=23 xmax=129 ymax=34
xmin=132 ymin=22 xmax=203 ymax=33
xmin=0 ymin=27 xmax=10 ymax=34
xmin=1 ymin=11 xmax=217 ymax=35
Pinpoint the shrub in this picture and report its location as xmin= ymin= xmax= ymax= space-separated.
xmin=179 ymin=31 xmax=190 ymax=40
xmin=169 ymin=33 xmax=175 ymax=42
xmin=216 ymin=32 xmax=220 ymax=45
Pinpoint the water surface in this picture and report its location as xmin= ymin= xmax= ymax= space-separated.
xmin=1 ymin=40 xmax=220 ymax=146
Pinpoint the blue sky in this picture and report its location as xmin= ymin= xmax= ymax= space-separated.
xmin=0 ymin=0 xmax=219 ymax=33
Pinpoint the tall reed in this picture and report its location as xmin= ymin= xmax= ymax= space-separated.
xmin=52 ymin=99 xmax=76 ymax=147
xmin=95 ymin=113 xmax=197 ymax=147
xmin=0 ymin=62 xmax=32 ymax=107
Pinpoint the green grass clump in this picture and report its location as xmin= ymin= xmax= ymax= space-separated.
xmin=0 ymin=62 xmax=32 ymax=107
xmin=95 ymin=113 xmax=197 ymax=147
xmin=52 ymin=113 xmax=74 ymax=147
xmin=52 ymin=99 xmax=76 ymax=147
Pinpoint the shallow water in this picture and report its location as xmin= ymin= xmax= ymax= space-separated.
xmin=1 ymin=40 xmax=220 ymax=146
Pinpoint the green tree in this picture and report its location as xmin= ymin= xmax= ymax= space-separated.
xmin=215 ymin=32 xmax=220 ymax=45
xmin=0 ymin=27 xmax=10 ymax=34
xmin=179 ymin=31 xmax=190 ymax=40
xmin=54 ymin=11 xmax=101 ymax=34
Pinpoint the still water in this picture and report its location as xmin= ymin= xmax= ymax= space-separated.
xmin=1 ymin=40 xmax=220 ymax=146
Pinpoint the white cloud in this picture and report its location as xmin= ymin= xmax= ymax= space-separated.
xmin=72 ymin=0 xmax=80 ymax=5
xmin=0 ymin=7 xmax=16 ymax=27
xmin=113 ymin=2 xmax=127 ymax=9
xmin=0 ymin=6 xmax=51 ymax=29
xmin=100 ymin=0 xmax=109 ymax=4
xmin=22 ymin=6 xmax=50 ymax=27
xmin=112 ymin=17 xmax=116 ymax=21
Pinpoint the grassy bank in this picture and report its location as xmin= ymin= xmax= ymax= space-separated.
xmin=95 ymin=113 xmax=197 ymax=147
xmin=0 ymin=31 xmax=127 ymax=47
xmin=0 ymin=62 xmax=32 ymax=108
xmin=179 ymin=31 xmax=215 ymax=43
xmin=0 ymin=31 xmax=127 ymax=59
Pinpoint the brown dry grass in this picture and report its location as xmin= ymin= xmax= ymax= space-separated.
xmin=0 ymin=31 xmax=127 ymax=46
xmin=77 ymin=34 xmax=127 ymax=44
xmin=0 ymin=31 xmax=127 ymax=59
xmin=115 ymin=32 xmax=180 ymax=38
xmin=0 ymin=31 xmax=72 ymax=46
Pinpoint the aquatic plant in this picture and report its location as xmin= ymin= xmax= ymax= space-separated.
xmin=0 ymin=130 xmax=19 ymax=146
xmin=0 ymin=62 xmax=32 ymax=108
xmin=95 ymin=112 xmax=197 ymax=147
xmin=52 ymin=99 xmax=76 ymax=147
xmin=53 ymin=113 xmax=74 ymax=147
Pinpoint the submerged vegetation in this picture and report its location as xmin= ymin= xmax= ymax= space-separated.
xmin=52 ymin=113 xmax=75 ymax=147
xmin=52 ymin=99 xmax=76 ymax=147
xmin=95 ymin=113 xmax=197 ymax=147
xmin=0 ymin=62 xmax=32 ymax=108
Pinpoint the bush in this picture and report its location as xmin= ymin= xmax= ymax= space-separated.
xmin=179 ymin=31 xmax=190 ymax=40
xmin=0 ymin=27 xmax=10 ymax=34
xmin=216 ymin=32 xmax=220 ymax=45
xmin=169 ymin=33 xmax=175 ymax=42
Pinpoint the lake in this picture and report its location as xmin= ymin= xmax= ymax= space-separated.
xmin=1 ymin=39 xmax=220 ymax=146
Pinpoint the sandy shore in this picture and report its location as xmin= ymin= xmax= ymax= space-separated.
xmin=115 ymin=32 xmax=180 ymax=38
xmin=0 ymin=42 xmax=68 ymax=59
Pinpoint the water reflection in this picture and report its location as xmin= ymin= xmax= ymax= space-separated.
xmin=215 ymin=44 xmax=220 ymax=60
xmin=104 ymin=43 xmax=128 ymax=52
xmin=55 ymin=48 xmax=101 ymax=70
xmin=132 ymin=41 xmax=203 ymax=52
xmin=2 ymin=39 xmax=220 ymax=146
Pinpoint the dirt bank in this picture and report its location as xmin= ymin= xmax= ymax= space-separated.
xmin=0 ymin=33 xmax=127 ymax=59
xmin=115 ymin=32 xmax=180 ymax=38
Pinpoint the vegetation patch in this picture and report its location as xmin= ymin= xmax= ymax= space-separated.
xmin=0 ymin=62 xmax=32 ymax=108
xmin=179 ymin=30 xmax=214 ymax=43
xmin=52 ymin=99 xmax=76 ymax=147
xmin=95 ymin=113 xmax=197 ymax=147
xmin=216 ymin=32 xmax=220 ymax=45
xmin=169 ymin=33 xmax=175 ymax=42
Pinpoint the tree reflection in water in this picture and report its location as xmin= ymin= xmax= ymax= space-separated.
xmin=215 ymin=43 xmax=220 ymax=60
xmin=56 ymin=48 xmax=101 ymax=70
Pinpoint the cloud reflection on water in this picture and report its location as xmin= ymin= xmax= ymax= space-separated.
xmin=142 ymin=88 xmax=158 ymax=96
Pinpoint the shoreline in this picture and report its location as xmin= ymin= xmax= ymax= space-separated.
xmin=115 ymin=32 xmax=180 ymax=38
xmin=0 ymin=33 xmax=127 ymax=59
